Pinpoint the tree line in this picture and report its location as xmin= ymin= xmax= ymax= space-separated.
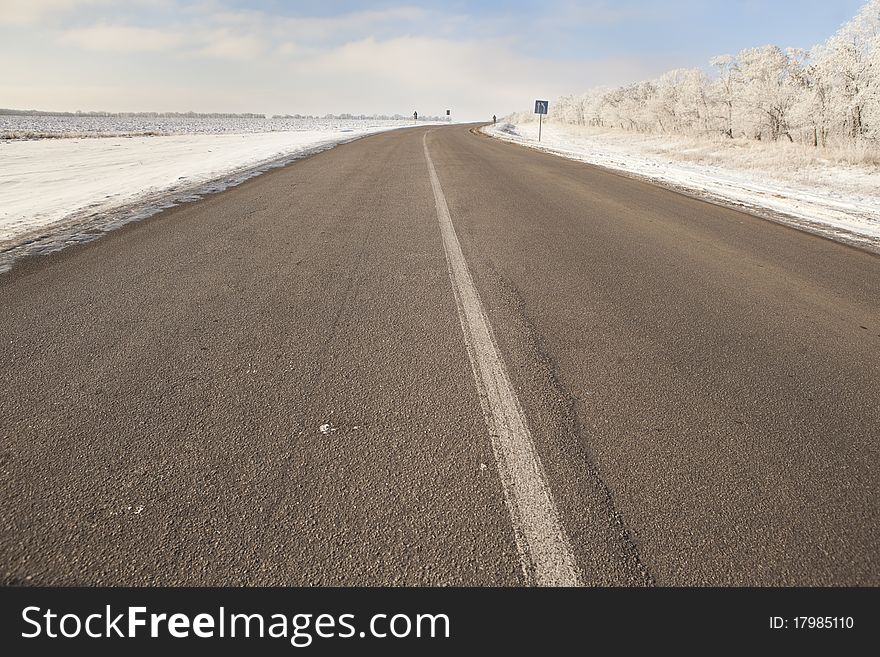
xmin=513 ymin=0 xmax=879 ymax=149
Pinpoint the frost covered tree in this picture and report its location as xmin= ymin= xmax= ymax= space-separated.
xmin=732 ymin=45 xmax=800 ymax=141
xmin=526 ymin=0 xmax=879 ymax=151
xmin=814 ymin=0 xmax=879 ymax=140
xmin=710 ymin=55 xmax=737 ymax=138
xmin=785 ymin=48 xmax=830 ymax=147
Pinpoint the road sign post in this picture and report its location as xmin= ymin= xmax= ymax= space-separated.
xmin=534 ymin=100 xmax=548 ymax=142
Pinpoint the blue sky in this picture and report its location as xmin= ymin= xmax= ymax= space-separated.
xmin=1 ymin=1 xmax=867 ymax=119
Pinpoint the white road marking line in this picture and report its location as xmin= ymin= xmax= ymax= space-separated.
xmin=423 ymin=132 xmax=582 ymax=587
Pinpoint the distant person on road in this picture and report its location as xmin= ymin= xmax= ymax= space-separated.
xmin=493 ymin=115 xmax=497 ymax=124
xmin=413 ymin=110 xmax=418 ymax=122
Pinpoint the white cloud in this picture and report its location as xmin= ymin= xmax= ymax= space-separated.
xmin=59 ymin=24 xmax=184 ymax=52
xmin=0 ymin=0 xmax=110 ymax=26
xmin=195 ymin=30 xmax=264 ymax=60
xmin=206 ymin=6 xmax=436 ymax=43
xmin=276 ymin=42 xmax=301 ymax=57
xmin=58 ymin=23 xmax=266 ymax=60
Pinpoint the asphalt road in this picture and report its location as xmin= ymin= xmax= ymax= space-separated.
xmin=1 ymin=124 xmax=878 ymax=586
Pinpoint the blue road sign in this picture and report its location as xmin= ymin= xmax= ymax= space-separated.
xmin=535 ymin=100 xmax=549 ymax=115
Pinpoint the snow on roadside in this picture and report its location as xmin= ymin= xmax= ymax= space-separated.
xmin=0 ymin=124 xmax=423 ymax=273
xmin=483 ymin=122 xmax=880 ymax=252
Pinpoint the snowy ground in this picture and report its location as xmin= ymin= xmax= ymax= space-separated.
xmin=0 ymin=120 xmax=431 ymax=273
xmin=483 ymin=122 xmax=880 ymax=252
xmin=0 ymin=114 xmax=427 ymax=140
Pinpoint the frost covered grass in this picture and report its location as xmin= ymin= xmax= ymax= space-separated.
xmin=484 ymin=121 xmax=880 ymax=250
xmin=634 ymin=133 xmax=880 ymax=179
xmin=513 ymin=122 xmax=880 ymax=194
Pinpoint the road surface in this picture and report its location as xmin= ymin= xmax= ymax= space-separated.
xmin=1 ymin=124 xmax=878 ymax=586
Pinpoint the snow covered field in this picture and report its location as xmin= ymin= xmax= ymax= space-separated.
xmin=483 ymin=122 xmax=880 ymax=252
xmin=0 ymin=118 xmax=428 ymax=273
xmin=0 ymin=114 xmax=425 ymax=140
